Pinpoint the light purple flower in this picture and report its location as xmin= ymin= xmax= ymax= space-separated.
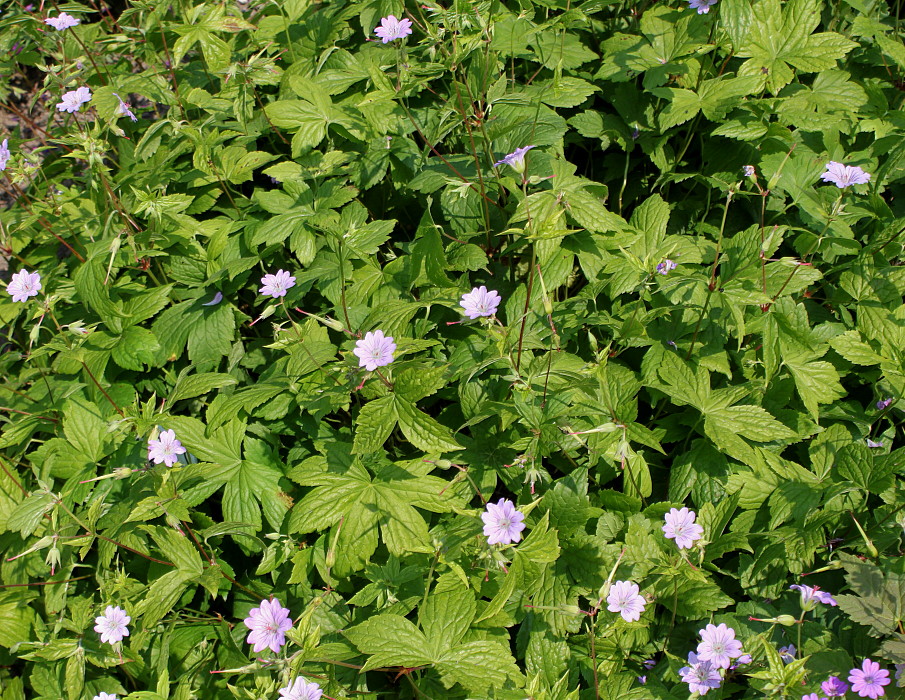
xmin=867 ymin=438 xmax=884 ymax=448
xmin=93 ymin=694 xmax=118 ymax=700
xmin=113 ymin=93 xmax=137 ymax=122
xmin=662 ymin=507 xmax=704 ymax=549
xmin=821 ymin=161 xmax=871 ymax=188
xmin=481 ymin=498 xmax=526 ymax=545
xmin=279 ymin=677 xmax=323 ymax=700
xmin=57 ymin=86 xmax=92 ymax=113
xmin=606 ymin=580 xmax=646 ymax=622
xmin=374 ymin=15 xmax=413 ymax=43
xmin=822 ymin=677 xmax=849 ymax=697
xmin=877 ymin=398 xmax=893 ymax=410
xmin=802 ymin=695 xmax=827 ymax=700
xmin=679 ymin=652 xmax=722 ymax=695
xmin=688 ymin=0 xmax=718 ymax=13
xmin=743 ymin=165 xmax=756 ymax=177
xmin=656 ymin=259 xmax=677 ymax=275
xmin=202 ymin=291 xmax=223 ymax=306
xmin=494 ymin=145 xmax=536 ymax=172
xmin=94 ymin=605 xmax=130 ymax=645
xmin=353 ymin=330 xmax=396 ymax=371
xmin=779 ymin=644 xmax=796 ymax=663
xmin=697 ymin=623 xmax=744 ymax=669
xmin=6 ymin=269 xmax=41 ymax=303
xmin=730 ymin=653 xmax=753 ymax=670
xmin=44 ymin=12 xmax=80 ymax=30
xmin=790 ymin=584 xmax=837 ymax=610
xmin=460 ymin=286 xmax=501 ymax=319
xmin=147 ymin=429 xmax=187 ymax=467
xmin=849 ymin=659 xmax=891 ymax=699
xmin=0 ymin=139 xmax=9 ymax=171
xmin=243 ymin=598 xmax=293 ymax=654
xmin=259 ymin=269 xmax=296 ymax=298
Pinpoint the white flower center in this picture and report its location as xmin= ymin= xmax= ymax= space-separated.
xmin=498 ymin=517 xmax=511 ymax=529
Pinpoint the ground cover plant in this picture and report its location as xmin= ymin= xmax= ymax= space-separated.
xmin=2 ymin=0 xmax=905 ymax=697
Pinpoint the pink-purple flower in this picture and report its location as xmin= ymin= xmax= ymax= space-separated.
xmin=821 ymin=677 xmax=849 ymax=697
xmin=243 ymin=598 xmax=293 ymax=654
xmin=494 ymin=145 xmax=535 ymax=173
xmin=113 ymin=93 xmax=137 ymax=122
xmin=0 ymin=139 xmax=10 ymax=171
xmin=877 ymin=398 xmax=893 ymax=410
xmin=821 ymin=162 xmax=871 ymax=188
xmin=802 ymin=694 xmax=827 ymax=700
xmin=460 ymin=286 xmax=501 ymax=319
xmin=353 ymin=330 xmax=396 ymax=371
xmin=94 ymin=605 xmax=131 ymax=645
xmin=779 ymin=644 xmax=796 ymax=663
xmin=57 ymin=86 xmax=92 ymax=113
xmin=679 ymin=652 xmax=722 ymax=695
xmin=6 ymin=269 xmax=41 ymax=303
xmin=259 ymin=269 xmax=296 ymax=298
xmin=374 ymin=15 xmax=413 ymax=43
xmin=44 ymin=12 xmax=80 ymax=30
xmin=279 ymin=677 xmax=323 ymax=700
xmin=481 ymin=498 xmax=526 ymax=545
xmin=93 ymin=694 xmax=118 ymax=700
xmin=697 ymin=623 xmax=744 ymax=669
xmin=688 ymin=0 xmax=718 ymax=13
xmin=606 ymin=580 xmax=646 ymax=622
xmin=656 ymin=259 xmax=677 ymax=275
xmin=147 ymin=429 xmax=186 ymax=467
xmin=662 ymin=507 xmax=704 ymax=549
xmin=849 ymin=659 xmax=891 ymax=698
xmin=790 ymin=584 xmax=837 ymax=610
xmin=743 ymin=165 xmax=756 ymax=177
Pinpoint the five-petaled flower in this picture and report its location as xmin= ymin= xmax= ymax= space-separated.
xmin=662 ymin=507 xmax=704 ymax=549
xmin=821 ymin=676 xmax=849 ymax=697
xmin=0 ymin=139 xmax=10 ymax=171
xmin=147 ymin=429 xmax=187 ymax=467
xmin=6 ymin=269 xmax=41 ymax=303
xmin=57 ymin=86 xmax=92 ymax=113
xmin=606 ymin=580 xmax=646 ymax=622
xmin=821 ymin=161 xmax=871 ymax=188
xmin=790 ymin=584 xmax=837 ymax=610
xmin=656 ymin=259 xmax=677 ymax=275
xmin=44 ymin=12 xmax=80 ymax=30
xmin=354 ymin=330 xmax=396 ymax=371
xmin=482 ymin=498 xmax=526 ymax=545
xmin=374 ymin=15 xmax=413 ymax=43
xmin=259 ymin=269 xmax=296 ymax=298
xmin=279 ymin=677 xmax=323 ymax=700
xmin=697 ymin=623 xmax=744 ymax=669
xmin=494 ymin=145 xmax=536 ymax=174
xmin=688 ymin=0 xmax=718 ymax=13
xmin=243 ymin=598 xmax=293 ymax=654
xmin=113 ymin=93 xmax=137 ymax=122
xmin=679 ymin=652 xmax=722 ymax=695
xmin=94 ymin=605 xmax=131 ymax=645
xmin=460 ymin=286 xmax=501 ymax=319
xmin=849 ymin=659 xmax=891 ymax=699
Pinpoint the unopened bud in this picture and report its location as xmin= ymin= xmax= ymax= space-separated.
xmin=113 ymin=467 xmax=133 ymax=479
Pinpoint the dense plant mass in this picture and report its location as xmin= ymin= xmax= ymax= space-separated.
xmin=3 ymin=0 xmax=905 ymax=697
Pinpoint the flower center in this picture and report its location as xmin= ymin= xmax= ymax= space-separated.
xmin=498 ymin=517 xmax=510 ymax=529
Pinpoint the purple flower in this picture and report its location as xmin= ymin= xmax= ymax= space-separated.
xmin=460 ymin=286 xmax=501 ymax=319
xmin=656 ymin=259 xmax=677 ymax=275
xmin=679 ymin=652 xmax=722 ymax=695
xmin=0 ymin=139 xmax=10 ymax=171
xmin=743 ymin=165 xmax=756 ymax=177
xmin=93 ymin=694 xmax=118 ymax=700
xmin=259 ymin=269 xmax=296 ymax=298
xmin=353 ymin=330 xmax=396 ymax=371
xmin=877 ymin=398 xmax=893 ymax=410
xmin=243 ymin=598 xmax=293 ymax=654
xmin=113 ymin=93 xmax=137 ymax=122
xmin=779 ymin=644 xmax=796 ymax=663
xmin=606 ymin=580 xmax=646 ymax=622
xmin=849 ymin=659 xmax=891 ymax=699
xmin=821 ymin=161 xmax=871 ymax=188
xmin=494 ymin=145 xmax=536 ymax=173
xmin=6 ymin=269 xmax=41 ymax=302
xmin=822 ymin=677 xmax=849 ymax=697
xmin=202 ymin=291 xmax=223 ymax=306
xmin=867 ymin=438 xmax=884 ymax=448
xmin=662 ymin=507 xmax=704 ymax=549
xmin=279 ymin=677 xmax=323 ymax=700
xmin=802 ymin=695 xmax=827 ymax=700
xmin=374 ymin=15 xmax=413 ymax=43
xmin=697 ymin=623 xmax=744 ymax=669
xmin=730 ymin=653 xmax=753 ymax=670
xmin=790 ymin=584 xmax=837 ymax=610
xmin=44 ymin=12 xmax=80 ymax=30
xmin=94 ymin=605 xmax=131 ymax=645
xmin=57 ymin=86 xmax=92 ymax=113
xmin=147 ymin=429 xmax=187 ymax=467
xmin=688 ymin=0 xmax=718 ymax=13
xmin=481 ymin=498 xmax=526 ymax=545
